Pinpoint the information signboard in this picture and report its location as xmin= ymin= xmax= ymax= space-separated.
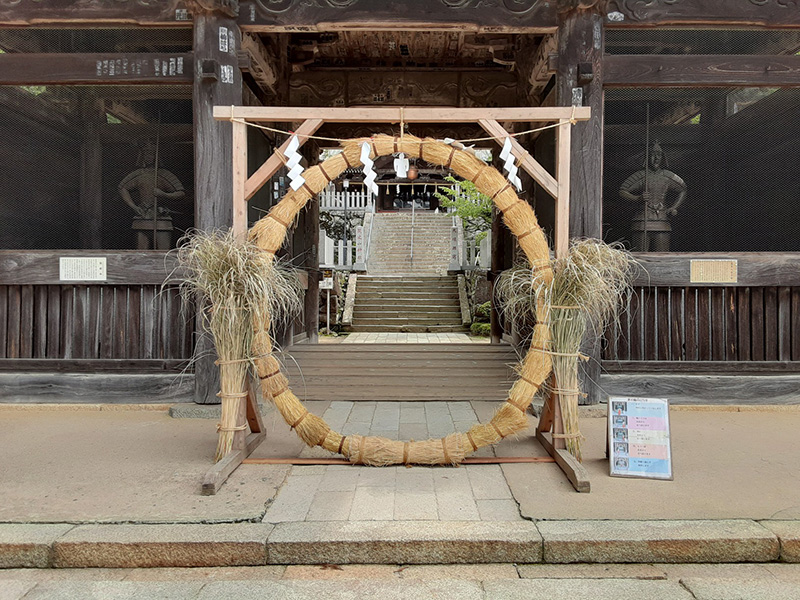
xmin=320 ymin=269 xmax=334 ymax=290
xmin=608 ymin=397 xmax=673 ymax=480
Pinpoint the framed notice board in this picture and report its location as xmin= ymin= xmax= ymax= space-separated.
xmin=608 ymin=397 xmax=673 ymax=481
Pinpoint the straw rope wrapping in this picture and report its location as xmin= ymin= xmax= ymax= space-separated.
xmin=250 ymin=134 xmax=555 ymax=465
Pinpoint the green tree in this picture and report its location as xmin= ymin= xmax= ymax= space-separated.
xmin=434 ymin=175 xmax=492 ymax=241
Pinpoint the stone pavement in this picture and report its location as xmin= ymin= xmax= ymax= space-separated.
xmin=266 ymin=402 xmax=517 ymax=523
xmin=2 ymin=562 xmax=800 ymax=599
xmin=1 ymin=403 xmax=800 ymax=575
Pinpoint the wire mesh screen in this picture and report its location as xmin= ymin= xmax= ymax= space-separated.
xmin=606 ymin=28 xmax=800 ymax=55
xmin=603 ymin=87 xmax=800 ymax=252
xmin=0 ymin=28 xmax=192 ymax=53
xmin=0 ymin=84 xmax=194 ymax=250
xmin=0 ymin=28 xmax=193 ymax=251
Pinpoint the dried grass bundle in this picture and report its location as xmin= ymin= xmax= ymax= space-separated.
xmin=177 ymin=230 xmax=302 ymax=462
xmin=497 ymin=239 xmax=634 ymax=460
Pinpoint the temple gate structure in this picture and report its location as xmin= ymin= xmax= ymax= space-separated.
xmin=0 ymin=1 xmax=799 ymax=406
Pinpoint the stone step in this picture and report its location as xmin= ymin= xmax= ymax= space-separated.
xmin=1 ymin=519 xmax=784 ymax=568
xmin=356 ymin=288 xmax=458 ymax=303
xmin=352 ymin=317 xmax=465 ymax=325
xmin=353 ymin=304 xmax=461 ymax=313
xmin=356 ymin=284 xmax=458 ymax=292
xmin=347 ymin=324 xmax=469 ymax=332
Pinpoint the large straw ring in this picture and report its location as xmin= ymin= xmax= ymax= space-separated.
xmin=248 ymin=134 xmax=554 ymax=465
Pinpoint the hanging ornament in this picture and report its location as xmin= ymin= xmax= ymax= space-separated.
xmin=393 ymin=152 xmax=409 ymax=179
xmin=360 ymin=142 xmax=379 ymax=197
xmin=284 ymin=135 xmax=306 ymax=192
xmin=499 ymin=137 xmax=523 ymax=192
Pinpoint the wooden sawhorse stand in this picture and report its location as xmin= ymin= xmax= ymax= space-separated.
xmin=536 ymin=385 xmax=591 ymax=493
xmin=201 ymin=379 xmax=266 ymax=495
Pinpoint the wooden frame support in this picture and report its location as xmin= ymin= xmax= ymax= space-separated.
xmin=244 ymin=118 xmax=323 ymax=201
xmin=536 ymin=387 xmax=591 ymax=493
xmin=201 ymin=379 xmax=266 ymax=495
xmin=212 ymin=105 xmax=591 ymax=492
xmin=216 ymin=106 xmax=589 ymax=259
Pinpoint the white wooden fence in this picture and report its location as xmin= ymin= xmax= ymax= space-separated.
xmin=318 ymin=185 xmax=374 ymax=212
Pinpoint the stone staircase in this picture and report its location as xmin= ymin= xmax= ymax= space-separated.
xmin=347 ymin=212 xmax=467 ymax=333
xmin=367 ymin=212 xmax=453 ymax=275
xmin=349 ymin=275 xmax=466 ymax=333
xmin=282 ymin=343 xmax=516 ymax=402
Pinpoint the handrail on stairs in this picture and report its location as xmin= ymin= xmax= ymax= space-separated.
xmin=410 ymin=199 xmax=415 ymax=265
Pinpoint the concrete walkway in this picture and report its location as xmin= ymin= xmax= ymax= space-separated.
xmin=1 ymin=403 xmax=799 ymax=574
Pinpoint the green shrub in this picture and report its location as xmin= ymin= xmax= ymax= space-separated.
xmin=470 ymin=322 xmax=491 ymax=337
xmin=474 ymin=301 xmax=491 ymax=321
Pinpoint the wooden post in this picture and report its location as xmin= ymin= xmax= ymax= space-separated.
xmin=232 ymin=119 xmax=248 ymax=237
xmin=304 ymin=143 xmax=320 ymax=344
xmin=554 ymin=118 xmax=571 ymax=260
xmin=490 ymin=206 xmax=505 ymax=345
xmin=193 ymin=11 xmax=243 ymax=404
xmin=557 ymin=6 xmax=605 ymax=404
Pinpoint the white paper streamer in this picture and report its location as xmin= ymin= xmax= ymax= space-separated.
xmin=499 ymin=137 xmax=522 ymax=192
xmin=360 ymin=142 xmax=379 ymax=197
xmin=285 ymin=135 xmax=306 ymax=191
xmin=393 ymin=152 xmax=409 ymax=178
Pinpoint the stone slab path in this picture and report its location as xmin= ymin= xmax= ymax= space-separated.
xmin=264 ymin=401 xmax=521 ymax=523
xmin=2 ymin=563 xmax=800 ymax=599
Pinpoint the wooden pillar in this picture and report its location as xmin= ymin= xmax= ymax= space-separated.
xmin=557 ymin=5 xmax=604 ymax=404
xmin=79 ymin=96 xmax=103 ymax=249
xmin=303 ymin=143 xmax=320 ymax=344
xmin=193 ymin=11 xmax=243 ymax=404
xmin=489 ymin=204 xmax=505 ymax=345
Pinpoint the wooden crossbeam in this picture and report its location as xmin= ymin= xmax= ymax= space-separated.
xmin=0 ymin=53 xmax=193 ymax=85
xmin=214 ymin=106 xmax=591 ymax=123
xmin=477 ymin=119 xmax=559 ymax=199
xmin=244 ymin=118 xmax=323 ymax=201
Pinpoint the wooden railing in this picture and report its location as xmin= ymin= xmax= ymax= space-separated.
xmin=0 ymin=283 xmax=192 ymax=365
xmin=602 ymin=253 xmax=800 ymax=371
xmin=0 ymin=250 xmax=192 ymax=370
xmin=603 ymin=285 xmax=800 ymax=365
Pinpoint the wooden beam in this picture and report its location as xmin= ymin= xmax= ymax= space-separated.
xmin=631 ymin=253 xmax=800 ymax=287
xmin=603 ymin=361 xmax=800 ymax=374
xmin=606 ymin=0 xmax=800 ymax=27
xmin=0 ymin=251 xmax=179 ymax=285
xmin=0 ymin=1 xmax=192 ymax=26
xmin=238 ymin=0 xmax=557 ymax=33
xmin=605 ymin=55 xmax=800 ymax=87
xmin=0 ymin=359 xmax=189 ymax=372
xmin=244 ymin=118 xmax=323 ymax=201
xmin=214 ymin=106 xmax=592 ymax=123
xmin=0 ymin=53 xmax=193 ymax=85
xmin=478 ymin=119 xmax=559 ymax=200
xmin=240 ymin=32 xmax=279 ymax=96
xmin=518 ymin=34 xmax=557 ymax=98
xmin=536 ymin=428 xmax=591 ymax=493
